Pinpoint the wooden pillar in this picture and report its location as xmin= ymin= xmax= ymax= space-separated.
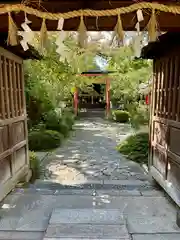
xmin=106 ymin=78 xmax=110 ymax=118
xmin=74 ymin=87 xmax=78 ymax=116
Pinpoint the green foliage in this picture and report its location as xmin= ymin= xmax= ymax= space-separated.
xmin=25 ymin=33 xmax=97 ymax=125
xmin=63 ymin=111 xmax=75 ymax=130
xmin=30 ymin=122 xmax=46 ymax=132
xmin=112 ymin=110 xmax=129 ymax=123
xmin=26 ymin=35 xmax=96 ymax=96
xmin=128 ymin=102 xmax=149 ymax=129
xmin=44 ymin=110 xmax=61 ymax=130
xmin=58 ymin=121 xmax=70 ymax=137
xmin=28 ymin=130 xmax=63 ymax=151
xmin=44 ymin=110 xmax=73 ymax=137
xmin=117 ymin=132 xmax=149 ymax=164
xmin=108 ymin=45 xmax=152 ymax=116
xmin=29 ymin=151 xmax=41 ymax=182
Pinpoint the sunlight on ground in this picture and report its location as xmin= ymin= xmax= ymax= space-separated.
xmin=1 ymin=204 xmax=16 ymax=209
xmin=47 ymin=163 xmax=87 ymax=185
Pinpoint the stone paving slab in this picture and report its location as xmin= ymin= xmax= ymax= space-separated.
xmin=53 ymin=189 xmax=141 ymax=196
xmin=33 ymin=180 xmax=153 ymax=191
xmin=103 ymin=180 xmax=151 ymax=186
xmin=13 ymin=188 xmax=141 ymax=196
xmin=132 ymin=234 xmax=180 ymax=240
xmin=44 ymin=239 xmax=130 ymax=240
xmin=140 ymin=189 xmax=165 ymax=197
xmin=45 ymin=224 xmax=130 ymax=239
xmin=128 ymin=217 xmax=180 ymax=234
xmin=0 ymin=215 xmax=49 ymax=231
xmin=0 ymin=194 xmax=176 ymax=226
xmin=12 ymin=188 xmax=141 ymax=196
xmin=0 ymin=231 xmax=44 ymax=240
xmin=49 ymin=209 xmax=125 ymax=225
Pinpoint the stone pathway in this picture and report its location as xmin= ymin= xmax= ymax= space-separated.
xmin=0 ymin=118 xmax=179 ymax=240
xmin=41 ymin=118 xmax=145 ymax=183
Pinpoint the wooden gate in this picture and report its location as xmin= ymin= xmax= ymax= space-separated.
xmin=150 ymin=52 xmax=180 ymax=206
xmin=0 ymin=47 xmax=30 ymax=201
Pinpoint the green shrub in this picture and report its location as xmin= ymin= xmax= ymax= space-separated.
xmin=112 ymin=110 xmax=130 ymax=123
xmin=29 ymin=151 xmax=41 ymax=182
xmin=127 ymin=103 xmax=149 ymax=129
xmin=58 ymin=120 xmax=70 ymax=137
xmin=63 ymin=113 xmax=74 ymax=130
xmin=44 ymin=110 xmax=61 ymax=131
xmin=44 ymin=110 xmax=74 ymax=136
xmin=29 ymin=122 xmax=46 ymax=132
xmin=28 ymin=129 xmax=63 ymax=151
xmin=117 ymin=132 xmax=149 ymax=164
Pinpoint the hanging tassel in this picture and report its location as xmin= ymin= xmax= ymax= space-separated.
xmin=147 ymin=9 xmax=158 ymax=42
xmin=114 ymin=14 xmax=124 ymax=42
xmin=133 ymin=33 xmax=142 ymax=58
xmin=78 ymin=15 xmax=87 ymax=48
xmin=7 ymin=13 xmax=18 ymax=46
xmin=40 ymin=18 xmax=48 ymax=50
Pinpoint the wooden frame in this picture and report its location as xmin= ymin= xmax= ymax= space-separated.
xmin=0 ymin=47 xmax=30 ymax=202
xmin=149 ymin=51 xmax=180 ymax=207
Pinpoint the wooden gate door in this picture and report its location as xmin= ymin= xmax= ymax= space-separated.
xmin=150 ymin=55 xmax=180 ymax=206
xmin=0 ymin=47 xmax=29 ymax=201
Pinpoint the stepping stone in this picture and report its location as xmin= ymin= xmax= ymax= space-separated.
xmin=0 ymin=231 xmax=44 ymax=240
xmin=128 ymin=216 xmax=180 ymax=234
xmin=45 ymin=224 xmax=129 ymax=239
xmin=132 ymin=234 xmax=180 ymax=240
xmin=49 ymin=208 xmax=125 ymax=225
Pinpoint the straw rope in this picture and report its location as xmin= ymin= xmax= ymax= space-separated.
xmin=0 ymin=2 xmax=180 ymax=20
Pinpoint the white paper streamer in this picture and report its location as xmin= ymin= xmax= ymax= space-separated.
xmin=137 ymin=9 xmax=144 ymax=22
xmin=133 ymin=33 xmax=142 ymax=58
xmin=21 ymin=22 xmax=32 ymax=32
xmin=20 ymin=39 xmax=29 ymax=51
xmin=57 ymin=18 xmax=64 ymax=30
xmin=135 ymin=22 xmax=140 ymax=33
xmin=19 ymin=16 xmax=34 ymax=51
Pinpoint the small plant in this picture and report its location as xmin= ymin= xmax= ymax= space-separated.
xmin=29 ymin=151 xmax=41 ymax=182
xmin=28 ymin=129 xmax=63 ymax=151
xmin=112 ymin=110 xmax=130 ymax=123
xmin=117 ymin=132 xmax=149 ymax=164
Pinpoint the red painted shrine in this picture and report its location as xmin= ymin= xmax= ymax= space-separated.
xmin=74 ymin=70 xmax=113 ymax=118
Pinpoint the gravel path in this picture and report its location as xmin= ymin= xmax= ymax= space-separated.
xmin=41 ymin=118 xmax=149 ymax=185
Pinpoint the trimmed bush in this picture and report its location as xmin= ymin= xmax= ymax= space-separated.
xmin=28 ymin=129 xmax=63 ymax=151
xmin=44 ymin=110 xmax=61 ymax=131
xmin=29 ymin=151 xmax=41 ymax=182
xmin=30 ymin=122 xmax=46 ymax=132
xmin=44 ymin=110 xmax=74 ymax=136
xmin=63 ymin=113 xmax=74 ymax=130
xmin=117 ymin=132 xmax=149 ymax=164
xmin=128 ymin=103 xmax=149 ymax=129
xmin=58 ymin=120 xmax=70 ymax=137
xmin=112 ymin=110 xmax=130 ymax=123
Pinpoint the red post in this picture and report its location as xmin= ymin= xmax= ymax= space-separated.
xmin=74 ymin=87 xmax=78 ymax=116
xmin=106 ymin=78 xmax=110 ymax=118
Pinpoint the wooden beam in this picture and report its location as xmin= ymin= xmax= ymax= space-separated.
xmin=1 ymin=1 xmax=180 ymax=31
